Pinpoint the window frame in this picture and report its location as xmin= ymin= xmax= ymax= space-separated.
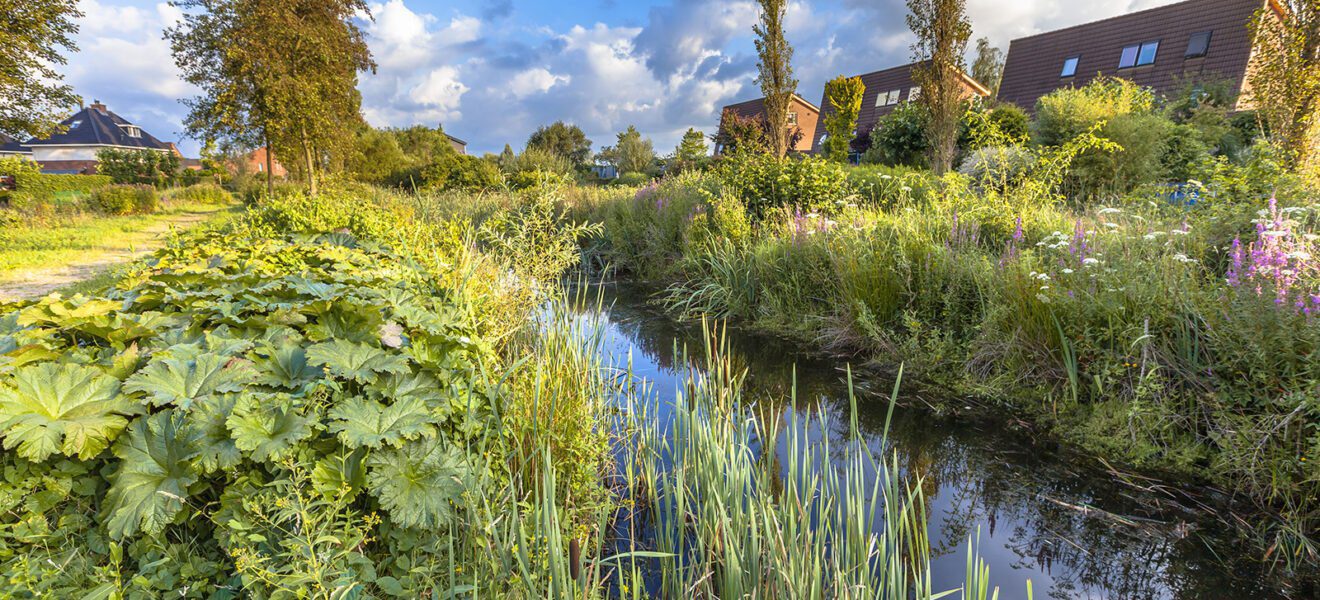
xmin=1121 ymin=40 xmax=1160 ymax=68
xmin=1185 ymin=31 xmax=1212 ymax=58
xmin=1060 ymin=55 xmax=1080 ymax=78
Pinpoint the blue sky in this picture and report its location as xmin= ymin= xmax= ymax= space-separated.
xmin=65 ymin=0 xmax=1179 ymax=157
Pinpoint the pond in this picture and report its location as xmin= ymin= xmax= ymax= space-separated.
xmin=568 ymin=283 xmax=1309 ymax=600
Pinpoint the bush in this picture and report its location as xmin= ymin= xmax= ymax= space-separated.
xmin=1069 ymin=112 xmax=1177 ymax=196
xmin=862 ymin=102 xmax=930 ymax=167
xmin=89 ymin=184 xmax=158 ymax=215
xmin=957 ymin=146 xmax=1038 ymax=192
xmin=1034 ymin=77 xmax=1155 ymax=147
xmin=715 ymin=152 xmax=851 ymax=216
xmin=963 ymin=103 xmax=1030 ymax=150
xmin=417 ymin=154 xmax=503 ymax=192
xmin=14 ymin=172 xmax=113 ymax=201
xmin=96 ymin=148 xmax=180 ymax=187
xmin=612 ymin=172 xmax=651 ymax=187
xmin=166 ymin=183 xmax=233 ymax=205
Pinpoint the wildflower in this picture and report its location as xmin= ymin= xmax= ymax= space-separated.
xmin=901 ymin=186 xmax=913 ymax=192
xmin=1083 ymin=258 xmax=1101 ymax=266
xmin=1036 ymin=294 xmax=1051 ymax=303
xmin=1098 ymin=207 xmax=1122 ymax=215
xmin=1062 ymin=268 xmax=1074 ymax=274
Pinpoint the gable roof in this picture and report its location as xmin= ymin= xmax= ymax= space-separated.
xmin=22 ymin=102 xmax=172 ymax=151
xmin=809 ymin=61 xmax=990 ymax=153
xmin=720 ymin=93 xmax=822 ymax=118
xmin=0 ymin=133 xmax=31 ymax=154
xmin=998 ymin=0 xmax=1274 ymax=112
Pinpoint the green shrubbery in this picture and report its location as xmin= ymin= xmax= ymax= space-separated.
xmin=715 ymin=151 xmax=852 ymax=215
xmin=88 ymin=184 xmax=159 ymax=215
xmin=165 ymin=182 xmax=233 ymax=205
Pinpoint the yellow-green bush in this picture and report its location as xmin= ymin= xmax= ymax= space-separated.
xmin=89 ymin=184 xmax=158 ymax=215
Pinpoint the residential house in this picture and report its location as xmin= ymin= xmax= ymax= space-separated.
xmin=809 ymin=62 xmax=990 ymax=158
xmin=998 ymin=0 xmax=1284 ymax=113
xmin=714 ymin=94 xmax=821 ymax=155
xmin=232 ymin=147 xmax=288 ymax=178
xmin=0 ymin=134 xmax=32 ymax=158
xmin=20 ymin=101 xmax=172 ymax=174
xmin=167 ymin=143 xmax=204 ymax=171
xmin=446 ymin=133 xmax=468 ymax=155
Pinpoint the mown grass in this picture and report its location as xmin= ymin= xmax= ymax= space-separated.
xmin=0 ymin=201 xmax=239 ymax=282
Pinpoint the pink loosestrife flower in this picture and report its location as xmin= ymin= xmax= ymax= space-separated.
xmin=1227 ymin=198 xmax=1319 ymax=313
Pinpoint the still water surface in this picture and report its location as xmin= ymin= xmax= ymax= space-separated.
xmin=569 ymin=283 xmax=1309 ymax=599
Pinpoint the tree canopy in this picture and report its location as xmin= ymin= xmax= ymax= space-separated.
xmin=599 ymin=126 xmax=656 ymax=174
xmin=907 ymin=0 xmax=972 ymax=174
xmin=822 ymin=75 xmax=866 ymax=163
xmin=753 ymin=0 xmax=798 ymax=158
xmin=0 ymin=0 xmax=82 ymax=140
xmin=526 ymin=121 xmax=593 ymax=167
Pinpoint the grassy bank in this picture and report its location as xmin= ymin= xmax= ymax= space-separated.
xmin=0 ymin=184 xmax=1003 ymax=598
xmin=567 ymin=160 xmax=1320 ymax=567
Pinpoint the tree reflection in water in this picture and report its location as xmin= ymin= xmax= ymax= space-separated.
xmin=571 ymin=283 xmax=1314 ymax=600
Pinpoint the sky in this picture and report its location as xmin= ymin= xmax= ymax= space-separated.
xmin=62 ymin=0 xmax=1182 ymax=157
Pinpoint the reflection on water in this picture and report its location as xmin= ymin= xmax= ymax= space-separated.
xmin=571 ymin=283 xmax=1312 ymax=600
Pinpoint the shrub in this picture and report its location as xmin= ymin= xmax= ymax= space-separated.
xmin=1034 ymin=77 xmax=1155 ymax=147
xmin=715 ymin=152 xmax=851 ymax=216
xmin=1069 ymin=112 xmax=1177 ymax=196
xmin=958 ymin=146 xmax=1038 ymax=192
xmin=89 ymin=184 xmax=158 ymax=215
xmin=417 ymin=154 xmax=503 ymax=192
xmin=963 ymin=103 xmax=1030 ymax=150
xmin=863 ymin=102 xmax=930 ymax=167
xmin=846 ymin=164 xmax=935 ymax=207
xmin=96 ymin=148 xmax=180 ymax=186
xmin=612 ymin=171 xmax=651 ymax=187
xmin=166 ymin=183 xmax=232 ymax=205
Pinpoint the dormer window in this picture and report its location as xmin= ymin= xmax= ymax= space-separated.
xmin=118 ymin=124 xmax=142 ymax=138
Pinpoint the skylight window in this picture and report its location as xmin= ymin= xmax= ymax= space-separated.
xmin=1121 ymin=41 xmax=1160 ymax=68
xmin=1186 ymin=31 xmax=1212 ymax=58
xmin=68 ymin=120 xmax=82 ymax=129
xmin=1060 ymin=56 xmax=1079 ymax=78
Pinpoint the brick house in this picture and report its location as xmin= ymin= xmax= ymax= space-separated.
xmin=998 ymin=0 xmax=1286 ymax=113
xmin=19 ymin=101 xmax=172 ymax=174
xmin=446 ymin=133 xmax=468 ymax=155
xmin=231 ymin=147 xmax=288 ymax=178
xmin=808 ymin=62 xmax=991 ymax=157
xmin=714 ymin=94 xmax=821 ymax=155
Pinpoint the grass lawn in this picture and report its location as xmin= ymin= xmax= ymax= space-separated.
xmin=0 ymin=202 xmax=239 ymax=297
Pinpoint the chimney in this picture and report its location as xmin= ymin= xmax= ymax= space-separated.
xmin=89 ymin=100 xmax=107 ymax=114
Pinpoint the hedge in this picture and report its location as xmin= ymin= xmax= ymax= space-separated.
xmin=16 ymin=173 xmax=114 ymax=200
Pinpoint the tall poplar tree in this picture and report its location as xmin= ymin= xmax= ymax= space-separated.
xmin=822 ymin=75 xmax=866 ymax=163
xmin=971 ymin=37 xmax=1004 ymax=97
xmin=168 ymin=0 xmax=375 ymax=196
xmin=753 ymin=0 xmax=798 ymax=158
xmin=907 ymin=0 xmax=972 ymax=174
xmin=0 ymin=0 xmax=82 ymax=140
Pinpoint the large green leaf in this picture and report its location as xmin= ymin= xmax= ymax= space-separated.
xmin=251 ymin=343 xmax=321 ymax=391
xmin=103 ymin=410 xmax=201 ymax=539
xmin=306 ymin=339 xmax=410 ymax=384
xmin=0 ymin=363 xmax=137 ymax=462
xmin=328 ymin=397 xmax=435 ymax=449
xmin=124 ymin=353 xmax=255 ymax=410
xmin=366 ymin=438 xmax=470 ymax=529
xmin=226 ymin=394 xmax=313 ymax=463
xmin=189 ymin=394 xmax=241 ymax=473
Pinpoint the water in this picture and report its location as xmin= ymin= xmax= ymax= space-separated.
xmin=568 ymin=283 xmax=1312 ymax=600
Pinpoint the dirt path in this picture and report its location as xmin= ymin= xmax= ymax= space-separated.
xmin=0 ymin=211 xmax=214 ymax=302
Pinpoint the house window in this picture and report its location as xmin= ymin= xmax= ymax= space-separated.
xmin=1186 ymin=31 xmax=1212 ymax=58
xmin=1121 ymin=41 xmax=1159 ymax=68
xmin=1061 ymin=56 xmax=1079 ymax=78
xmin=908 ymin=86 xmax=921 ymax=101
xmin=119 ymin=125 xmax=141 ymax=138
xmin=69 ymin=119 xmax=83 ymax=129
xmin=788 ymin=111 xmax=798 ymax=125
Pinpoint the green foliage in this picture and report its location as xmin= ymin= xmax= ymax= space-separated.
xmin=103 ymin=410 xmax=201 ymax=538
xmin=0 ymin=0 xmax=82 ymax=140
xmin=165 ymin=182 xmax=232 ymax=205
xmin=1034 ymin=77 xmax=1155 ymax=147
xmin=365 ymin=438 xmax=469 ymax=529
xmin=598 ymin=125 xmax=656 ymax=174
xmin=88 ymin=184 xmax=158 ymax=215
xmin=823 ymin=75 xmax=867 ymax=162
xmin=671 ymin=127 xmax=710 ymax=173
xmin=963 ymin=102 xmax=1030 ymax=150
xmin=971 ymin=37 xmax=1004 ymax=96
xmin=907 ymin=0 xmax=972 ymax=173
xmin=612 ymin=171 xmax=651 ymax=187
xmin=716 ymin=152 xmax=851 ymax=215
xmin=416 ymin=153 xmax=502 ymax=193
xmin=96 ymin=148 xmax=179 ymax=186
xmin=0 ymin=363 xmax=134 ymax=462
xmin=12 ymin=171 xmax=112 ymax=203
xmin=864 ymin=101 xmax=931 ymax=167
xmin=713 ymin=108 xmax=770 ymax=155
xmin=753 ymin=0 xmax=798 ymax=158
xmin=526 ymin=121 xmax=593 ymax=167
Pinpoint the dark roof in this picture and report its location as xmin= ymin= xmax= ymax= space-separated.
xmin=720 ymin=93 xmax=821 ymax=117
xmin=998 ymin=0 xmax=1276 ymax=112
xmin=0 ymin=133 xmax=31 ymax=154
xmin=809 ymin=61 xmax=989 ymax=153
xmin=445 ymin=133 xmax=467 ymax=147
xmin=22 ymin=103 xmax=172 ymax=151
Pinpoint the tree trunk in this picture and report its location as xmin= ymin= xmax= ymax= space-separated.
xmin=264 ymin=132 xmax=274 ymax=198
xmin=301 ymin=127 xmax=317 ymax=197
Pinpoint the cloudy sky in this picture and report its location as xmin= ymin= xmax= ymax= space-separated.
xmin=64 ymin=0 xmax=1179 ymax=156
